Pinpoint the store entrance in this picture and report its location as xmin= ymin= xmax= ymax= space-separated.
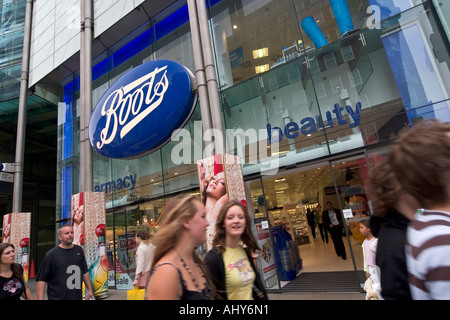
xmin=249 ymin=155 xmax=371 ymax=291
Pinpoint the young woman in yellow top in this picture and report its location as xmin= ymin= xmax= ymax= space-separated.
xmin=205 ymin=200 xmax=267 ymax=300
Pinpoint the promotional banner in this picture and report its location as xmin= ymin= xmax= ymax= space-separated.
xmin=115 ymin=234 xmax=136 ymax=290
xmin=72 ymin=192 xmax=108 ymax=299
xmin=2 ymin=213 xmax=31 ymax=283
xmin=197 ymin=154 xmax=247 ymax=250
xmin=255 ymin=218 xmax=277 ymax=280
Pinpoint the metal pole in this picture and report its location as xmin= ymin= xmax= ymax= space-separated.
xmin=80 ymin=0 xmax=86 ymax=192
xmin=12 ymin=0 xmax=33 ymax=213
xmin=84 ymin=0 xmax=93 ymax=191
xmin=187 ymin=0 xmax=213 ymax=143
xmin=195 ymin=0 xmax=225 ymax=152
xmin=80 ymin=0 xmax=93 ymax=192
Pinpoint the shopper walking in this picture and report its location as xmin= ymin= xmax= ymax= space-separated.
xmin=0 ymin=243 xmax=34 ymax=301
xmin=388 ymin=119 xmax=450 ymax=299
xmin=36 ymin=225 xmax=94 ymax=300
xmin=133 ymin=230 xmax=155 ymax=289
xmin=359 ymin=219 xmax=381 ymax=299
xmin=316 ymin=204 xmax=328 ymax=243
xmin=204 ymin=200 xmax=267 ymax=300
xmin=146 ymin=194 xmax=214 ymax=300
xmin=322 ymin=201 xmax=346 ymax=259
xmin=306 ymin=208 xmax=316 ymax=239
xmin=367 ymin=159 xmax=412 ymax=300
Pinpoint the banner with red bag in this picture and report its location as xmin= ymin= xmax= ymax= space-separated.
xmin=1 ymin=212 xmax=31 ymax=283
xmin=71 ymin=192 xmax=108 ymax=299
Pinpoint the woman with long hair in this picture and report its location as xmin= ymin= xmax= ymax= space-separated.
xmin=146 ymin=194 xmax=214 ymax=300
xmin=0 ymin=243 xmax=34 ymax=300
xmin=133 ymin=230 xmax=155 ymax=289
xmin=204 ymin=200 xmax=267 ymax=300
xmin=198 ymin=160 xmax=228 ymax=249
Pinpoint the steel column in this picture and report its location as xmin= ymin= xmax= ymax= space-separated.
xmin=80 ymin=0 xmax=93 ymax=192
xmin=12 ymin=0 xmax=33 ymax=213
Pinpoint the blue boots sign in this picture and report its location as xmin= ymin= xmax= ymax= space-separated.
xmin=89 ymin=60 xmax=198 ymax=159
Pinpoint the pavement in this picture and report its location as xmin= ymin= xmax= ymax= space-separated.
xmin=25 ymin=278 xmax=365 ymax=300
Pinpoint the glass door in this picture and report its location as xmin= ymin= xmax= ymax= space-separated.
xmin=105 ymin=211 xmax=115 ymax=288
xmin=330 ymin=154 xmax=371 ymax=288
xmin=246 ymin=178 xmax=281 ymax=291
xmin=112 ymin=207 xmax=137 ymax=289
xmin=248 ymin=158 xmax=369 ymax=292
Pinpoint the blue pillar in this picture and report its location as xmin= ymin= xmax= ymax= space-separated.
xmin=301 ymin=16 xmax=328 ymax=49
xmin=329 ymin=0 xmax=354 ymax=36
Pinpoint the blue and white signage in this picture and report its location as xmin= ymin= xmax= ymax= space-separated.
xmin=89 ymin=60 xmax=197 ymax=159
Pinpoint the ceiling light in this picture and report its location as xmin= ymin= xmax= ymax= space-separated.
xmin=253 ymin=48 xmax=269 ymax=59
xmin=255 ymin=64 xmax=270 ymax=74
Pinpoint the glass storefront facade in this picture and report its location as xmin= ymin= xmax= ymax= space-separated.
xmin=0 ymin=0 xmax=25 ymax=102
xmin=56 ymin=0 xmax=450 ymax=290
xmin=0 ymin=0 xmax=58 ymax=275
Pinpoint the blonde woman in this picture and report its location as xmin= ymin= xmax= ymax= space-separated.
xmin=146 ymin=194 xmax=215 ymax=300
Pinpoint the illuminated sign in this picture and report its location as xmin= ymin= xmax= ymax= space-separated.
xmin=89 ymin=60 xmax=197 ymax=159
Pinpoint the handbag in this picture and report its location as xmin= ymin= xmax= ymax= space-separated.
xmin=137 ymin=270 xmax=150 ymax=288
xmin=127 ymin=287 xmax=146 ymax=300
xmin=363 ymin=278 xmax=379 ymax=300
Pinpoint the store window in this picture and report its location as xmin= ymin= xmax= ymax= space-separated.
xmin=213 ymin=0 xmax=450 ymax=178
xmin=105 ymin=193 xmax=195 ymax=288
xmin=0 ymin=0 xmax=26 ymax=101
xmin=431 ymin=0 xmax=450 ymax=42
xmin=209 ymin=0 xmax=303 ymax=89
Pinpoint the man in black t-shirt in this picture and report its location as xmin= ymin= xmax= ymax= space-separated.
xmin=36 ymin=225 xmax=94 ymax=300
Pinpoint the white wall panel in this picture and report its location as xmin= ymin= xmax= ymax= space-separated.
xmin=29 ymin=0 xmax=143 ymax=86
xmin=94 ymin=0 xmax=135 ymax=36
